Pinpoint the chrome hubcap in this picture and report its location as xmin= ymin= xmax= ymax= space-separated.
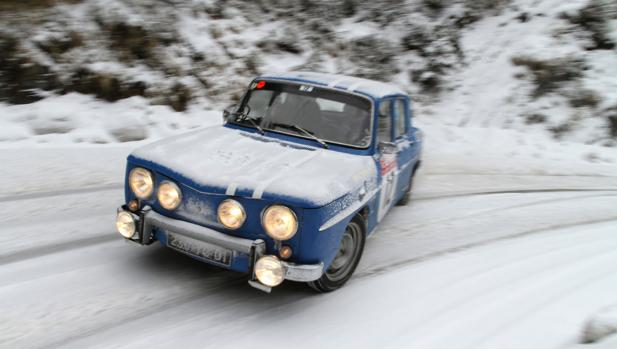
xmin=326 ymin=221 xmax=362 ymax=282
xmin=331 ymin=234 xmax=353 ymax=269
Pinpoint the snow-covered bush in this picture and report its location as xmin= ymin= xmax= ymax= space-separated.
xmin=603 ymin=106 xmax=617 ymax=138
xmin=562 ymin=0 xmax=617 ymax=50
xmin=347 ymin=36 xmax=399 ymax=80
xmin=511 ymin=56 xmax=586 ymax=98
xmin=581 ymin=306 xmax=617 ymax=344
xmin=464 ymin=0 xmax=511 ymax=13
xmin=0 ymin=32 xmax=59 ymax=104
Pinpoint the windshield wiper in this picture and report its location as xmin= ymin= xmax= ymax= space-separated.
xmin=268 ymin=122 xmax=328 ymax=149
xmin=243 ymin=117 xmax=265 ymax=135
xmin=235 ymin=105 xmax=265 ymax=135
xmin=290 ymin=124 xmax=329 ymax=149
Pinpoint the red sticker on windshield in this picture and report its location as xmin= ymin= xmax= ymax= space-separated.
xmin=255 ymin=81 xmax=266 ymax=89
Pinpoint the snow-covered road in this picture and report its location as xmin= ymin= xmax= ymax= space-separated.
xmin=1 ymin=129 xmax=617 ymax=348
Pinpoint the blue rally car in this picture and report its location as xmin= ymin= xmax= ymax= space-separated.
xmin=115 ymin=72 xmax=423 ymax=292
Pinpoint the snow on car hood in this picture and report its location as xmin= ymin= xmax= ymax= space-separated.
xmin=131 ymin=125 xmax=377 ymax=207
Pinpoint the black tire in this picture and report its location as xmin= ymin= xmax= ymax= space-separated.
xmin=308 ymin=215 xmax=366 ymax=292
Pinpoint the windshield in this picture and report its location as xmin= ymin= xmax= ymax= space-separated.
xmin=231 ymin=81 xmax=372 ymax=148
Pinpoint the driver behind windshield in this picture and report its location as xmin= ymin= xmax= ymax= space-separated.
xmin=233 ymin=81 xmax=372 ymax=148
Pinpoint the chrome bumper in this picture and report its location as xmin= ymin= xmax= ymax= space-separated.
xmin=282 ymin=261 xmax=324 ymax=282
xmin=117 ymin=206 xmax=323 ymax=289
xmin=144 ymin=209 xmax=260 ymax=255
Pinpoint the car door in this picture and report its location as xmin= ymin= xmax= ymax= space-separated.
xmin=375 ymin=98 xmax=398 ymax=222
xmin=392 ymin=97 xmax=417 ymax=200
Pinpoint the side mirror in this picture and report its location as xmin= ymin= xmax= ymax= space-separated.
xmin=222 ymin=104 xmax=238 ymax=122
xmin=378 ymin=141 xmax=398 ymax=155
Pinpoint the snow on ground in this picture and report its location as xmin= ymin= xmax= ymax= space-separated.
xmin=1 ymin=104 xmax=617 ymax=347
xmin=420 ymin=122 xmax=617 ymax=177
xmin=57 ymin=221 xmax=617 ymax=349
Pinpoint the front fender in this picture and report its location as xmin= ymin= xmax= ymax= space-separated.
xmin=300 ymin=191 xmax=374 ymax=270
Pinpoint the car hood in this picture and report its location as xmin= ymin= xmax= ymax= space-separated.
xmin=130 ymin=125 xmax=377 ymax=208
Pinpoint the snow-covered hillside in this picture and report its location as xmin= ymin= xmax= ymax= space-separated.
xmin=1 ymin=0 xmax=616 ymax=145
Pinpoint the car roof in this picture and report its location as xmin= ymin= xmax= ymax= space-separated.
xmin=256 ymin=71 xmax=407 ymax=100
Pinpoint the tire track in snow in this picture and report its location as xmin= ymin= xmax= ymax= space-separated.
xmin=0 ymin=234 xmax=116 ymax=266
xmin=414 ymin=188 xmax=617 ymax=201
xmin=0 ymin=183 xmax=122 ymax=203
xmin=54 ymin=279 xmax=310 ymax=349
xmin=43 ymin=276 xmax=249 ymax=349
xmin=398 ymin=192 xmax=617 ymax=233
xmin=356 ymin=216 xmax=617 ymax=279
xmin=423 ymin=172 xmax=617 ymax=178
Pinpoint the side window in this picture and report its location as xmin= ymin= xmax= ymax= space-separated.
xmin=394 ymin=99 xmax=407 ymax=138
xmin=377 ymin=100 xmax=392 ymax=142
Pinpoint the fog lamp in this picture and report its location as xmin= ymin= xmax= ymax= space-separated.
xmin=255 ymin=256 xmax=285 ymax=287
xmin=116 ymin=211 xmax=136 ymax=239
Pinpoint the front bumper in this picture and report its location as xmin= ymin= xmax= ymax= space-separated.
xmin=117 ymin=206 xmax=323 ymax=291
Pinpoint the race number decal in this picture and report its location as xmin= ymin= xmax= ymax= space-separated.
xmin=377 ymin=153 xmax=398 ymax=222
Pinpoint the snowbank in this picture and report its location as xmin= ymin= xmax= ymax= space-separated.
xmin=0 ymin=93 xmax=219 ymax=145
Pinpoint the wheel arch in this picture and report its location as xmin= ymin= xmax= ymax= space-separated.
xmin=412 ymin=159 xmax=422 ymax=175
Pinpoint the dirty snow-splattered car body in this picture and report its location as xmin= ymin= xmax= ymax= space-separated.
xmin=115 ymin=72 xmax=423 ymax=292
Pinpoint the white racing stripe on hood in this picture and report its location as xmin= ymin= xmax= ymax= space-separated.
xmin=225 ymin=182 xmax=238 ymax=196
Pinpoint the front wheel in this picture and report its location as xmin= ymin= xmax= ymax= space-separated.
xmin=308 ymin=215 xmax=366 ymax=292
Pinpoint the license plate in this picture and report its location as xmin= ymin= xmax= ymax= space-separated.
xmin=167 ymin=233 xmax=232 ymax=267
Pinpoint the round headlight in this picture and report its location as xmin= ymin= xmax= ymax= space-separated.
xmin=129 ymin=167 xmax=154 ymax=199
xmin=157 ymin=181 xmax=182 ymax=210
xmin=217 ymin=199 xmax=246 ymax=229
xmin=116 ymin=211 xmax=136 ymax=238
xmin=262 ymin=205 xmax=298 ymax=241
xmin=255 ymin=256 xmax=285 ymax=287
